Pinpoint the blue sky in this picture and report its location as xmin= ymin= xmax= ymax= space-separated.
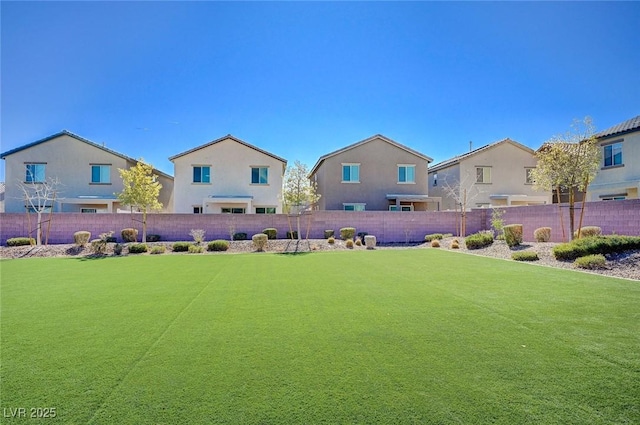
xmin=1 ymin=1 xmax=639 ymax=179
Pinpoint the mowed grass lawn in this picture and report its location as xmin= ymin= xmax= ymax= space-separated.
xmin=1 ymin=250 xmax=639 ymax=424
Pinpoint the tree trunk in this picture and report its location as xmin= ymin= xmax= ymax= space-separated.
xmin=576 ymin=179 xmax=590 ymax=239
xmin=36 ymin=211 xmax=43 ymax=245
xmin=141 ymin=210 xmax=147 ymax=244
xmin=568 ymin=187 xmax=575 ymax=240
xmin=556 ymin=186 xmax=566 ymax=242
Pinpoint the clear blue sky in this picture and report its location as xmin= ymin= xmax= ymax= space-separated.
xmin=1 ymin=1 xmax=639 ymax=179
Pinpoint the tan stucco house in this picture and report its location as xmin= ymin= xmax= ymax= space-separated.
xmin=587 ymin=115 xmax=640 ymax=201
xmin=169 ymin=135 xmax=287 ymax=214
xmin=0 ymin=130 xmax=174 ymax=213
xmin=428 ymin=138 xmax=551 ymax=210
xmin=309 ymin=134 xmax=438 ymax=211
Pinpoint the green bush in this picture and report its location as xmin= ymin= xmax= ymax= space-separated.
xmin=424 ymin=233 xmax=444 ymax=242
xmin=150 ymin=245 xmax=166 ymax=255
xmin=146 ymin=234 xmax=161 ymax=242
xmin=188 ymin=245 xmax=204 ymax=254
xmin=512 ymin=251 xmax=539 ymax=261
xmin=6 ymin=237 xmax=35 ymax=247
xmin=208 ymin=240 xmax=229 ymax=252
xmin=552 ymin=235 xmax=640 ymax=261
xmin=128 ymin=243 xmax=148 ymax=254
xmin=575 ymin=254 xmax=606 ymax=269
xmin=74 ymin=231 xmax=91 ymax=246
xmin=534 ymin=227 xmax=552 ymax=242
xmin=233 ymin=232 xmax=247 ymax=241
xmin=172 ymin=242 xmax=193 ymax=252
xmin=286 ymin=231 xmax=298 ymax=239
xmin=340 ymin=227 xmax=356 ymax=240
xmin=252 ymin=233 xmax=268 ymax=251
xmin=121 ymin=228 xmax=138 ymax=242
xmin=574 ymin=226 xmax=602 ymax=239
xmin=503 ymin=224 xmax=523 ymax=247
xmin=262 ymin=228 xmax=277 ymax=240
xmin=324 ymin=230 xmax=334 ymax=239
xmin=465 ymin=231 xmax=494 ymax=250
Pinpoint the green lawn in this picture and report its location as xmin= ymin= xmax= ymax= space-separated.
xmin=1 ymin=250 xmax=639 ymax=424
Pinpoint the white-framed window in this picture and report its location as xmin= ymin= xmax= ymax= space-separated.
xmin=25 ymin=163 xmax=46 ymax=183
xmin=398 ymin=165 xmax=416 ymax=184
xmin=476 ymin=166 xmax=491 ymax=184
xmin=221 ymin=207 xmax=245 ymax=214
xmin=603 ymin=142 xmax=623 ymax=167
xmin=193 ymin=206 xmax=203 ymax=214
xmin=525 ymin=168 xmax=535 ymax=185
xmin=342 ymin=164 xmax=360 ymax=183
xmin=255 ymin=207 xmax=276 ymax=214
xmin=343 ymin=203 xmax=365 ymax=211
xmin=81 ymin=208 xmax=98 ymax=213
xmin=91 ymin=164 xmax=111 ymax=184
xmin=389 ymin=205 xmax=413 ymax=211
xmin=251 ymin=167 xmax=269 ymax=184
xmin=193 ymin=166 xmax=211 ymax=183
xmin=432 ymin=173 xmax=437 ymax=187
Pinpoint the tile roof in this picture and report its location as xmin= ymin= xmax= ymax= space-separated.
xmin=596 ymin=115 xmax=640 ymax=139
xmin=429 ymin=138 xmax=534 ymax=172
xmin=168 ymin=134 xmax=287 ymax=164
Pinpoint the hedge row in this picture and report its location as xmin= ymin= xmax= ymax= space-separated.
xmin=552 ymin=235 xmax=640 ymax=261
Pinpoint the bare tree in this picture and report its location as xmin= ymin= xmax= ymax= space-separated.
xmin=17 ymin=176 xmax=61 ymax=245
xmin=441 ymin=170 xmax=483 ymax=237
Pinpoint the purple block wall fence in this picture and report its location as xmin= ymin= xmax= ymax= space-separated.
xmin=1 ymin=199 xmax=638 ymax=245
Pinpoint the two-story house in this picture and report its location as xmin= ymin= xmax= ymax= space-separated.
xmin=0 ymin=130 xmax=174 ymax=213
xmin=428 ymin=138 xmax=551 ymax=210
xmin=309 ymin=134 xmax=438 ymax=211
xmin=169 ymin=135 xmax=287 ymax=214
xmin=587 ymin=115 xmax=639 ymax=201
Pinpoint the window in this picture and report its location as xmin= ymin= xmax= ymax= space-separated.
xmin=193 ymin=206 xmax=203 ymax=214
xmin=433 ymin=173 xmax=437 ymax=187
xmin=26 ymin=206 xmax=52 ymax=213
xmin=81 ymin=208 xmax=97 ymax=213
xmin=221 ymin=207 xmax=245 ymax=214
xmin=342 ymin=164 xmax=360 ymax=183
xmin=256 ymin=207 xmax=276 ymax=214
xmin=389 ymin=205 xmax=413 ymax=211
xmin=525 ymin=168 xmax=535 ymax=185
xmin=602 ymin=196 xmax=626 ymax=201
xmin=25 ymin=163 xmax=45 ymax=183
xmin=91 ymin=164 xmax=111 ymax=184
xmin=603 ymin=142 xmax=623 ymax=167
xmin=193 ymin=166 xmax=211 ymax=183
xmin=251 ymin=167 xmax=268 ymax=184
xmin=343 ymin=203 xmax=365 ymax=211
xmin=398 ymin=165 xmax=416 ymax=183
xmin=476 ymin=167 xmax=491 ymax=184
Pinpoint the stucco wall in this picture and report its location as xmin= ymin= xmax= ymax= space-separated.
xmin=588 ymin=129 xmax=640 ymax=201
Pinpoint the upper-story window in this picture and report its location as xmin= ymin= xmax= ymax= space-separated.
xmin=343 ymin=203 xmax=365 ymax=211
xmin=251 ymin=167 xmax=269 ymax=184
xmin=25 ymin=163 xmax=46 ymax=183
xmin=398 ymin=165 xmax=416 ymax=184
xmin=342 ymin=164 xmax=360 ymax=183
xmin=525 ymin=168 xmax=535 ymax=185
xmin=476 ymin=166 xmax=492 ymax=184
xmin=193 ymin=166 xmax=211 ymax=183
xmin=91 ymin=164 xmax=111 ymax=184
xmin=603 ymin=142 xmax=623 ymax=167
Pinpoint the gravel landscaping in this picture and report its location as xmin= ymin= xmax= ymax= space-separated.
xmin=1 ymin=237 xmax=638 ymax=281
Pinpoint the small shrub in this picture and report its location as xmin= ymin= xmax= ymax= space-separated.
xmin=431 ymin=240 xmax=440 ymax=248
xmin=121 ymin=228 xmax=138 ymax=242
xmin=574 ymin=226 xmax=602 ymax=239
xmin=328 ymin=236 xmax=335 ymax=244
xmin=324 ymin=230 xmax=334 ymax=239
xmin=150 ymin=245 xmax=166 ymax=255
xmin=451 ymin=240 xmax=460 ymax=249
xmin=355 ymin=239 xmax=362 ymax=246
xmin=424 ymin=233 xmax=444 ymax=242
xmin=340 ymin=227 xmax=356 ymax=240
xmin=262 ymin=228 xmax=277 ymax=240
xmin=90 ymin=232 xmax=113 ymax=254
xmin=6 ymin=237 xmax=35 ymax=247
xmin=346 ymin=239 xmax=354 ymax=249
xmin=575 ymin=254 xmax=606 ymax=269
xmin=503 ymin=224 xmax=523 ymax=247
xmin=128 ymin=243 xmax=148 ymax=254
xmin=146 ymin=234 xmax=161 ymax=242
xmin=364 ymin=235 xmax=376 ymax=249
xmin=534 ymin=227 xmax=552 ymax=242
xmin=189 ymin=229 xmax=206 ymax=245
xmin=512 ymin=251 xmax=539 ymax=261
xmin=188 ymin=245 xmax=204 ymax=254
xmin=113 ymin=243 xmax=123 ymax=255
xmin=491 ymin=208 xmax=505 ymax=239
xmin=286 ymin=231 xmax=298 ymax=239
xmin=74 ymin=231 xmax=91 ymax=246
xmin=172 ymin=242 xmax=192 ymax=252
xmin=465 ymin=231 xmax=494 ymax=249
xmin=233 ymin=232 xmax=247 ymax=241
xmin=208 ymin=240 xmax=229 ymax=252
xmin=252 ymin=233 xmax=268 ymax=251
xmin=443 ymin=233 xmax=453 ymax=238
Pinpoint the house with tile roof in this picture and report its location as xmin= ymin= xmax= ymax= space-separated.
xmin=0 ymin=130 xmax=174 ymax=213
xmin=309 ymin=134 xmax=439 ymax=211
xmin=428 ymin=138 xmax=551 ymax=210
xmin=587 ymin=114 xmax=640 ymax=201
xmin=169 ymin=135 xmax=287 ymax=214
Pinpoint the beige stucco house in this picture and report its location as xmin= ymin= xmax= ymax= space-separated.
xmin=309 ymin=134 xmax=438 ymax=211
xmin=0 ymin=130 xmax=174 ymax=213
xmin=587 ymin=115 xmax=640 ymax=201
xmin=169 ymin=135 xmax=287 ymax=214
xmin=428 ymin=138 xmax=551 ymax=210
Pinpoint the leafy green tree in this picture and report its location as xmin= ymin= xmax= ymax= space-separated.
xmin=117 ymin=159 xmax=163 ymax=243
xmin=531 ymin=117 xmax=600 ymax=240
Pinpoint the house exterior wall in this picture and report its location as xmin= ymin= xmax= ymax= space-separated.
xmin=428 ymin=163 xmax=461 ymax=210
xmin=172 ymin=138 xmax=285 ymax=213
xmin=588 ymin=129 xmax=640 ymax=201
xmin=313 ymin=137 xmax=430 ymax=211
